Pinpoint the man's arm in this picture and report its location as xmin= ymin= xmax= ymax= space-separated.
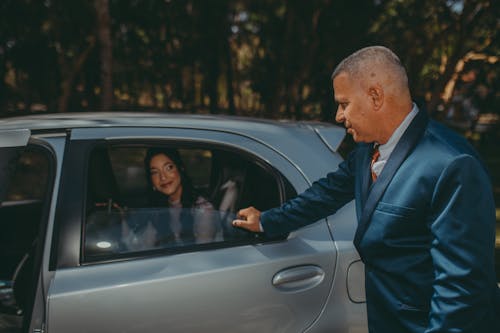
xmin=233 ymin=149 xmax=357 ymax=237
xmin=427 ymin=154 xmax=497 ymax=333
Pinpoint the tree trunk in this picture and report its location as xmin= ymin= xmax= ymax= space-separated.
xmin=94 ymin=0 xmax=113 ymax=111
xmin=427 ymin=0 xmax=491 ymax=113
xmin=224 ymin=37 xmax=236 ymax=115
xmin=428 ymin=49 xmax=466 ymax=113
xmin=207 ymin=59 xmax=219 ymax=114
xmin=0 ymin=59 xmax=6 ymax=111
xmin=58 ymin=38 xmax=96 ymax=113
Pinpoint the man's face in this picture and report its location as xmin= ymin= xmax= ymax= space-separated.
xmin=333 ymin=72 xmax=376 ymax=143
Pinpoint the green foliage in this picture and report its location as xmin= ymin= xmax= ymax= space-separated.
xmin=370 ymin=0 xmax=499 ymax=106
xmin=0 ymin=0 xmax=498 ymax=120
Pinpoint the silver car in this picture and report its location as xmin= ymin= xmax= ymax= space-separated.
xmin=0 ymin=113 xmax=367 ymax=333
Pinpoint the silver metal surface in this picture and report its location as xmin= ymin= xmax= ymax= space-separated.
xmin=0 ymin=113 xmax=367 ymax=333
xmin=0 ymin=128 xmax=30 ymax=147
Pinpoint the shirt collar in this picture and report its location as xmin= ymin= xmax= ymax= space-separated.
xmin=377 ymin=103 xmax=419 ymax=159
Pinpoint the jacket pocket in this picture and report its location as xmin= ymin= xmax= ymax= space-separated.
xmin=375 ymin=201 xmax=416 ymax=219
xmin=370 ymin=202 xmax=426 ymax=243
xmin=398 ymin=302 xmax=427 ymax=312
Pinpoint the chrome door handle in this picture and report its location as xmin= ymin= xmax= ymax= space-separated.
xmin=272 ymin=265 xmax=325 ymax=292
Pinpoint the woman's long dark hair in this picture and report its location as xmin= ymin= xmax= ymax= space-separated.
xmin=144 ymin=147 xmax=198 ymax=208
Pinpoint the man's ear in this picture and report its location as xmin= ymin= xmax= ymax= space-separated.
xmin=368 ymin=84 xmax=384 ymax=110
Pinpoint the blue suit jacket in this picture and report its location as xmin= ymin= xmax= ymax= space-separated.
xmin=261 ymin=108 xmax=499 ymax=333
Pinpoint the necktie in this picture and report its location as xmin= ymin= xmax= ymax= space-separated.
xmin=371 ymin=145 xmax=380 ymax=182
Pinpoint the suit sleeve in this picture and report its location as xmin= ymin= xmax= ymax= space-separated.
xmin=426 ymin=155 xmax=497 ymax=333
xmin=261 ymin=149 xmax=357 ymax=238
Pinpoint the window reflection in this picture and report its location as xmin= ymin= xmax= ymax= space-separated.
xmin=85 ymin=208 xmax=255 ymax=259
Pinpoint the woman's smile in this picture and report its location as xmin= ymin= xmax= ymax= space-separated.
xmin=150 ymin=153 xmax=183 ymax=201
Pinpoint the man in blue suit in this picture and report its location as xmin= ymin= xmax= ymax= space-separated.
xmin=233 ymin=46 xmax=499 ymax=333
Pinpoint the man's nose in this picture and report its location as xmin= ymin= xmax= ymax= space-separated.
xmin=335 ymin=107 xmax=344 ymax=123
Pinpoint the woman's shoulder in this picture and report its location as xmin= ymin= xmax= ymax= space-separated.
xmin=193 ymin=196 xmax=214 ymax=210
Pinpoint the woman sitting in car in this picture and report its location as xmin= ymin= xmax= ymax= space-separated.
xmin=123 ymin=147 xmax=218 ymax=250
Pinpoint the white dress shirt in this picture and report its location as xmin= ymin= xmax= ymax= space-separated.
xmin=371 ymin=104 xmax=419 ymax=178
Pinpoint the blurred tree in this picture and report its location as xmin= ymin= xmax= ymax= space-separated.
xmin=94 ymin=0 xmax=113 ymax=111
xmin=235 ymin=0 xmax=379 ymax=118
xmin=370 ymin=0 xmax=499 ymax=113
xmin=0 ymin=0 xmax=497 ymax=120
xmin=195 ymin=0 xmax=234 ymax=114
xmin=0 ymin=0 xmax=58 ymax=112
xmin=37 ymin=0 xmax=96 ymax=113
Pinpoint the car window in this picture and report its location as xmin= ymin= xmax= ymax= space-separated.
xmin=3 ymin=149 xmax=49 ymax=202
xmin=0 ymin=146 xmax=52 ymax=333
xmin=83 ymin=144 xmax=295 ymax=263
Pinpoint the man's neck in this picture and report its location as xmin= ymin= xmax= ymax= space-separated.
xmin=378 ymin=103 xmax=418 ymax=147
xmin=377 ymin=103 xmax=413 ymax=144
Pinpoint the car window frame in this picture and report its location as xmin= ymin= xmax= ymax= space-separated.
xmin=82 ymin=140 xmax=294 ymax=264
xmin=53 ymin=133 xmax=300 ymax=269
xmin=0 ymin=138 xmax=56 ymax=332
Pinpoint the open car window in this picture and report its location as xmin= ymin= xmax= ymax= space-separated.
xmin=0 ymin=129 xmax=30 ymax=203
xmin=0 ymin=145 xmax=52 ymax=332
xmin=83 ymin=144 xmax=296 ymax=263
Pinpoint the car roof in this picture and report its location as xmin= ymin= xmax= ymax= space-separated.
xmin=0 ymin=112 xmax=346 ymax=152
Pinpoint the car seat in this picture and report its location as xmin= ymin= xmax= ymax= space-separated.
xmin=84 ymin=147 xmax=124 ymax=258
xmin=208 ymin=152 xmax=249 ymax=238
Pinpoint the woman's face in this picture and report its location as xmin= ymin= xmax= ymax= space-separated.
xmin=149 ymin=153 xmax=183 ymax=203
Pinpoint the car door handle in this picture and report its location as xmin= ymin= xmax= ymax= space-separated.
xmin=272 ymin=265 xmax=325 ymax=292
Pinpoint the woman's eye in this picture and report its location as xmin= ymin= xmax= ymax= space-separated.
xmin=150 ymin=170 xmax=158 ymax=176
xmin=165 ymin=164 xmax=175 ymax=172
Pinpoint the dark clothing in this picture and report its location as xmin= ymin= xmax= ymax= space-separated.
xmin=261 ymin=108 xmax=499 ymax=333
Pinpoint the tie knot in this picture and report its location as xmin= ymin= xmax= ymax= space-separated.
xmin=371 ymin=145 xmax=380 ymax=163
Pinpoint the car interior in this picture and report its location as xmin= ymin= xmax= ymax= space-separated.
xmin=84 ymin=145 xmax=292 ymax=261
xmin=0 ymin=147 xmax=51 ymax=333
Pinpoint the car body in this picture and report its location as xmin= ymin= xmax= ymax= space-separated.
xmin=0 ymin=112 xmax=367 ymax=333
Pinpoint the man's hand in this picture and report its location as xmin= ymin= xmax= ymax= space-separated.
xmin=232 ymin=206 xmax=262 ymax=232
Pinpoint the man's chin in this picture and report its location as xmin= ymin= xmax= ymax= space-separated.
xmin=348 ymin=132 xmax=359 ymax=142
xmin=347 ymin=129 xmax=371 ymax=143
xmin=351 ymin=136 xmax=370 ymax=144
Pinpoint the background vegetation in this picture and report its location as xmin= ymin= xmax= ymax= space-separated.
xmin=0 ymin=0 xmax=498 ymax=119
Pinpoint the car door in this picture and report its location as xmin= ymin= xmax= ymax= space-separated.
xmin=0 ymin=129 xmax=63 ymax=333
xmin=47 ymin=127 xmax=338 ymax=333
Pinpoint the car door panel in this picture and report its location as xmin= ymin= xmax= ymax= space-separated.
xmin=0 ymin=133 xmax=64 ymax=333
xmin=48 ymin=224 xmax=336 ymax=333
xmin=47 ymin=127 xmax=338 ymax=332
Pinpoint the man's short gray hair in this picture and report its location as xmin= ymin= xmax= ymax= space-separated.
xmin=331 ymin=46 xmax=408 ymax=86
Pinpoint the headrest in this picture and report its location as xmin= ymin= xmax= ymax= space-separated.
xmin=88 ymin=147 xmax=119 ymax=203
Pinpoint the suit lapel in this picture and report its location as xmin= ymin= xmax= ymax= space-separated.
xmin=360 ymin=146 xmax=372 ymax=209
xmin=354 ymin=109 xmax=429 ymax=249
xmin=353 ymin=144 xmax=372 ymax=221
